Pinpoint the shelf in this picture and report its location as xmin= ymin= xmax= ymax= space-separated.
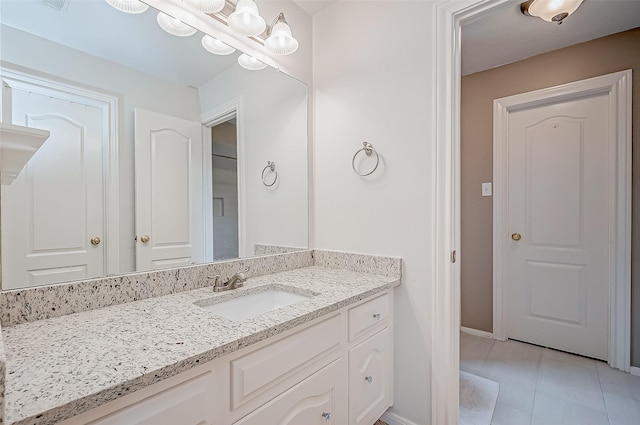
xmin=0 ymin=122 xmax=50 ymax=185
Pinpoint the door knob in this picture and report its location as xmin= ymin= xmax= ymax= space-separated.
xmin=321 ymin=412 xmax=331 ymax=422
xmin=140 ymin=235 xmax=150 ymax=243
xmin=90 ymin=237 xmax=101 ymax=246
xmin=365 ymin=376 xmax=373 ymax=384
xmin=511 ymin=233 xmax=522 ymax=241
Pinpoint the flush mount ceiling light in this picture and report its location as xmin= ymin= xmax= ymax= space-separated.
xmin=202 ymin=35 xmax=236 ymax=55
xmin=184 ymin=0 xmax=225 ymax=14
xmin=265 ymin=13 xmax=298 ymax=55
xmin=238 ymin=53 xmax=267 ymax=70
xmin=157 ymin=12 xmax=197 ymax=37
xmin=521 ymin=0 xmax=584 ymax=24
xmin=105 ymin=0 xmax=149 ymax=14
xmin=228 ymin=0 xmax=266 ymax=37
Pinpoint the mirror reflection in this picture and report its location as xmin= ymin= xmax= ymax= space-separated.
xmin=0 ymin=0 xmax=308 ymax=290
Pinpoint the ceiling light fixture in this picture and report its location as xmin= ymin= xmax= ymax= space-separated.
xmin=228 ymin=0 xmax=266 ymax=37
xmin=238 ymin=53 xmax=267 ymax=70
xmin=265 ymin=13 xmax=298 ymax=55
xmin=184 ymin=0 xmax=225 ymax=14
xmin=157 ymin=12 xmax=197 ymax=37
xmin=520 ymin=0 xmax=584 ymax=24
xmin=202 ymin=35 xmax=236 ymax=55
xmin=105 ymin=0 xmax=149 ymax=14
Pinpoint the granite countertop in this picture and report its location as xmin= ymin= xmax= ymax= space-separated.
xmin=1 ymin=266 xmax=399 ymax=425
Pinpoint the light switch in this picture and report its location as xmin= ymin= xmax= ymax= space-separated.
xmin=482 ymin=182 xmax=492 ymax=197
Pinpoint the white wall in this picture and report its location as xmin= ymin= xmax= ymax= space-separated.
xmin=0 ymin=25 xmax=201 ymax=273
xmin=199 ymin=65 xmax=309 ymax=257
xmin=313 ymin=2 xmax=437 ymax=423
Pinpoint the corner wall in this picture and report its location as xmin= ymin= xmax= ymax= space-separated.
xmin=313 ymin=2 xmax=437 ymax=423
xmin=460 ymin=27 xmax=640 ymax=366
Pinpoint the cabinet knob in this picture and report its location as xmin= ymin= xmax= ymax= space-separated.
xmin=511 ymin=233 xmax=522 ymax=241
xmin=140 ymin=235 xmax=150 ymax=244
xmin=373 ymin=313 xmax=381 ymax=320
xmin=321 ymin=412 xmax=331 ymax=422
xmin=90 ymin=237 xmax=101 ymax=246
xmin=365 ymin=375 xmax=373 ymax=384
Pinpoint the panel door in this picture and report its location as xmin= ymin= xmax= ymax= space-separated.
xmin=1 ymin=84 xmax=106 ymax=289
xmin=134 ymin=108 xmax=204 ymax=271
xmin=348 ymin=328 xmax=391 ymax=425
xmin=234 ymin=359 xmax=347 ymax=425
xmin=507 ymin=92 xmax=610 ymax=360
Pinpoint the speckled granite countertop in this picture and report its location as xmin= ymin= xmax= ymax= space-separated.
xmin=2 ymin=266 xmax=399 ymax=425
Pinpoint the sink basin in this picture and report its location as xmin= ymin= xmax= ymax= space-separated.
xmin=197 ymin=287 xmax=313 ymax=321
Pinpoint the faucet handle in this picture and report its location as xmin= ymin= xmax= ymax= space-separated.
xmin=208 ymin=275 xmax=221 ymax=287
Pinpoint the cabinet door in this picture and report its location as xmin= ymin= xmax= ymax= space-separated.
xmin=87 ymin=372 xmax=216 ymax=425
xmin=234 ymin=359 xmax=347 ymax=425
xmin=349 ymin=328 xmax=391 ymax=425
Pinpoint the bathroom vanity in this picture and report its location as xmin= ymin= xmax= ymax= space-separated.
xmin=0 ymin=251 xmax=401 ymax=425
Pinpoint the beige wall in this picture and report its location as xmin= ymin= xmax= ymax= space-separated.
xmin=461 ymin=27 xmax=640 ymax=366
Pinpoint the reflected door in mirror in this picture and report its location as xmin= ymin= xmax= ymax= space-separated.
xmin=1 ymin=81 xmax=107 ymax=289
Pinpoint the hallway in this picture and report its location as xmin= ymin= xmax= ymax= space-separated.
xmin=460 ymin=332 xmax=640 ymax=425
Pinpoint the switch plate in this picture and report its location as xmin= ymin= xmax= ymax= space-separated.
xmin=482 ymin=182 xmax=492 ymax=197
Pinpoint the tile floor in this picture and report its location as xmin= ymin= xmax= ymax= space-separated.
xmin=461 ymin=332 xmax=640 ymax=425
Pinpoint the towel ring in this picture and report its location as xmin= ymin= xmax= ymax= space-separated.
xmin=352 ymin=142 xmax=379 ymax=177
xmin=262 ymin=161 xmax=278 ymax=187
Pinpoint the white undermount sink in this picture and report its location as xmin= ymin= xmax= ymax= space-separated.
xmin=197 ymin=287 xmax=313 ymax=321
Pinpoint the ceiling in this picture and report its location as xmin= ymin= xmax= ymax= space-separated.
xmin=291 ymin=0 xmax=337 ymax=16
xmin=462 ymin=0 xmax=640 ymax=76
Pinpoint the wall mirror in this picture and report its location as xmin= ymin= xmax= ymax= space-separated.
xmin=0 ymin=0 xmax=308 ymax=290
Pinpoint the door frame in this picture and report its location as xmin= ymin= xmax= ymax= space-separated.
xmin=201 ymin=97 xmax=246 ymax=260
xmin=492 ymin=70 xmax=632 ymax=371
xmin=0 ymin=66 xmax=120 ymax=277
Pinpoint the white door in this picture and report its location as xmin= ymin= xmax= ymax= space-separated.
xmin=134 ymin=108 xmax=204 ymax=271
xmin=507 ymin=92 xmax=610 ymax=360
xmin=1 ymin=84 xmax=107 ymax=289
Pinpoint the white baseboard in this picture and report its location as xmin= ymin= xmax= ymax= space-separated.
xmin=630 ymin=366 xmax=640 ymax=377
xmin=461 ymin=326 xmax=493 ymax=339
xmin=380 ymin=410 xmax=420 ymax=425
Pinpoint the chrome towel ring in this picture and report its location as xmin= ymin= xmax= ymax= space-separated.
xmin=262 ymin=161 xmax=278 ymax=187
xmin=352 ymin=142 xmax=379 ymax=177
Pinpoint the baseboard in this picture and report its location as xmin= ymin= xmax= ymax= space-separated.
xmin=380 ymin=410 xmax=420 ymax=425
xmin=461 ymin=326 xmax=493 ymax=339
xmin=630 ymin=366 xmax=640 ymax=377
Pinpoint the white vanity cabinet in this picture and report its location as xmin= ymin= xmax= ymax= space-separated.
xmin=57 ymin=290 xmax=393 ymax=425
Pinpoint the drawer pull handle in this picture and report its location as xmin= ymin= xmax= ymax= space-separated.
xmin=365 ymin=375 xmax=373 ymax=384
xmin=373 ymin=313 xmax=381 ymax=320
xmin=322 ymin=412 xmax=331 ymax=422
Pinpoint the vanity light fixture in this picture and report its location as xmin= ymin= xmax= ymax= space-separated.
xmin=228 ymin=0 xmax=266 ymax=37
xmin=238 ymin=53 xmax=267 ymax=70
xmin=104 ymin=0 xmax=149 ymax=14
xmin=202 ymin=35 xmax=236 ymax=55
xmin=520 ymin=0 xmax=584 ymax=24
xmin=184 ymin=0 xmax=225 ymax=14
xmin=265 ymin=13 xmax=298 ymax=55
xmin=157 ymin=12 xmax=197 ymax=37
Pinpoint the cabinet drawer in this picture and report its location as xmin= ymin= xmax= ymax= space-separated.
xmin=348 ymin=293 xmax=389 ymax=342
xmin=349 ymin=328 xmax=391 ymax=425
xmin=234 ymin=358 xmax=348 ymax=425
xmin=231 ymin=314 xmax=342 ymax=411
xmin=87 ymin=372 xmax=216 ymax=425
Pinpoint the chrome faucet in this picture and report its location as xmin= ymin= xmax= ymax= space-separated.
xmin=209 ymin=269 xmax=249 ymax=292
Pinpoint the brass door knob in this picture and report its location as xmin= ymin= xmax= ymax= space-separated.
xmin=140 ymin=235 xmax=150 ymax=244
xmin=90 ymin=237 xmax=101 ymax=246
xmin=511 ymin=233 xmax=522 ymax=241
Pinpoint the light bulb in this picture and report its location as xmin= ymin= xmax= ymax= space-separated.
xmin=228 ymin=0 xmax=266 ymax=37
xmin=202 ymin=35 xmax=236 ymax=55
xmin=105 ymin=0 xmax=149 ymax=14
xmin=265 ymin=14 xmax=298 ymax=55
xmin=527 ymin=0 xmax=584 ymax=23
xmin=238 ymin=53 xmax=267 ymax=71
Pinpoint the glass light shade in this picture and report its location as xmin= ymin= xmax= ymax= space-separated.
xmin=527 ymin=0 xmax=584 ymax=22
xmin=202 ymin=35 xmax=236 ymax=55
xmin=238 ymin=53 xmax=267 ymax=71
xmin=105 ymin=0 xmax=149 ymax=14
xmin=157 ymin=12 xmax=197 ymax=37
xmin=265 ymin=21 xmax=298 ymax=55
xmin=184 ymin=0 xmax=225 ymax=14
xmin=228 ymin=0 xmax=266 ymax=37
